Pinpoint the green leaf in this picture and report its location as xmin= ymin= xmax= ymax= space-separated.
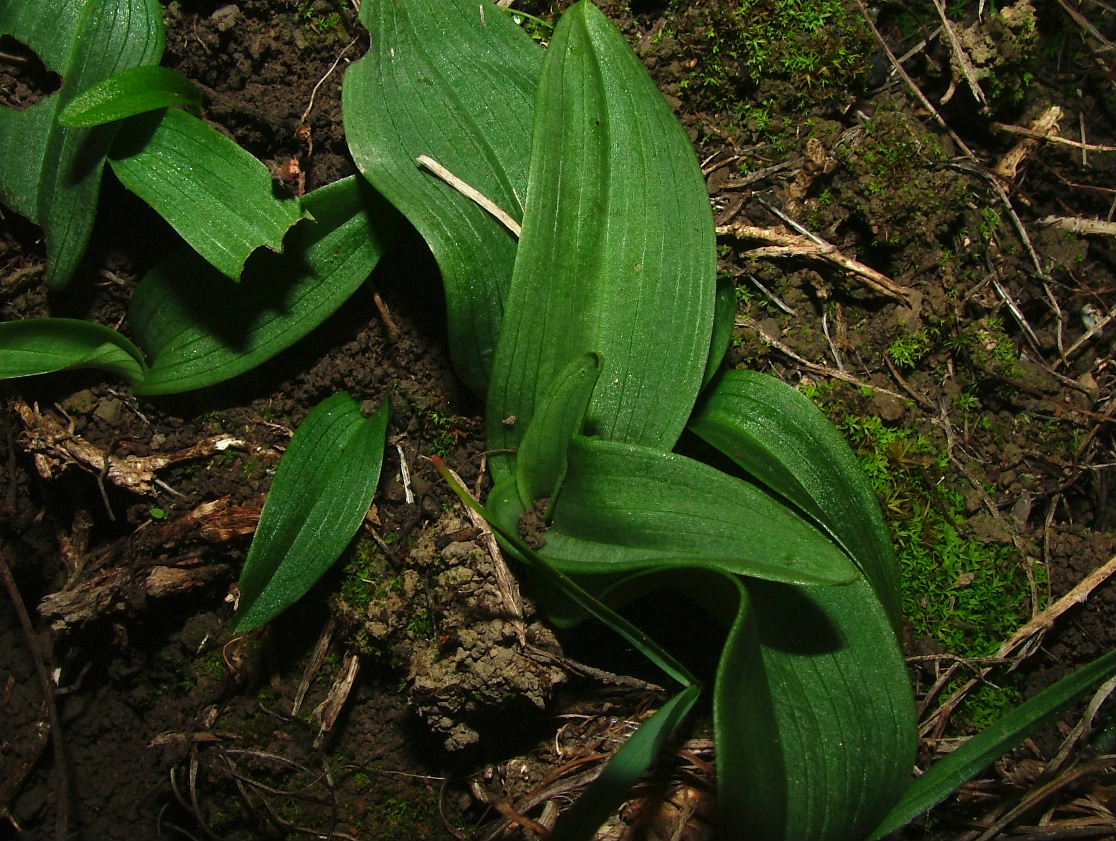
xmin=514 ymin=352 xmax=601 ymax=513
xmin=130 ymin=176 xmax=396 ymax=395
xmin=719 ymin=576 xmax=917 ymax=840
xmin=59 ymin=65 xmax=202 ymax=126
xmin=690 ymin=369 xmax=903 ymax=630
xmin=0 ymin=0 xmax=164 ymax=288
xmin=342 ymin=0 xmax=542 ymax=395
xmin=549 ymin=684 xmax=701 ymax=841
xmin=541 ymin=436 xmax=860 ymax=586
xmin=867 ymin=650 xmax=1116 ymax=840
xmin=0 ymin=317 xmax=146 ymax=384
xmin=701 ymin=274 xmax=737 ymax=391
xmin=486 ymin=0 xmax=716 ymax=481
xmin=235 ymin=393 xmax=390 ymax=631
xmin=108 ymin=107 xmax=309 ymax=280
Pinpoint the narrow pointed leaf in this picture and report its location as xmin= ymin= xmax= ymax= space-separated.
xmin=701 ymin=274 xmax=737 ymax=391
xmin=109 ymin=108 xmax=309 ymax=280
xmin=515 ymin=352 xmax=601 ymax=511
xmin=0 ymin=318 xmax=146 ymax=385
xmin=60 ymin=65 xmax=201 ymax=126
xmin=130 ymin=176 xmax=396 ymax=395
xmin=236 ymin=393 xmax=389 ymax=631
xmin=486 ymin=0 xmax=716 ymax=479
xmin=0 ymin=0 xmax=164 ymax=288
xmin=549 ymin=684 xmax=701 ymax=841
xmin=868 ymin=650 xmax=1116 ymax=840
xmin=690 ymin=369 xmax=902 ymax=629
xmin=542 ymin=435 xmax=859 ymax=586
xmin=343 ymin=0 xmax=541 ymax=395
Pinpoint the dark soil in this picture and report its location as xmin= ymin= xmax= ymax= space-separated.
xmin=2 ymin=1 xmax=1113 ymax=840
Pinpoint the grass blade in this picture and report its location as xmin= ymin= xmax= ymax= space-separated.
xmin=549 ymin=684 xmax=701 ymax=841
xmin=130 ymin=176 xmax=396 ymax=395
xmin=109 ymin=108 xmax=309 ymax=280
xmin=867 ymin=650 xmax=1116 ymax=840
xmin=235 ymin=393 xmax=389 ymax=631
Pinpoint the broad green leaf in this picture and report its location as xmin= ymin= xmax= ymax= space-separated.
xmin=719 ymin=576 xmax=917 ymax=840
xmin=236 ymin=393 xmax=389 ymax=631
xmin=343 ymin=0 xmax=542 ymax=395
xmin=108 ymin=108 xmax=309 ymax=280
xmin=514 ymin=352 xmax=601 ymax=512
xmin=549 ymin=684 xmax=701 ymax=841
xmin=541 ymin=436 xmax=859 ymax=586
xmin=690 ymin=369 xmax=903 ymax=630
xmin=0 ymin=318 xmax=146 ymax=385
xmin=868 ymin=650 xmax=1116 ymax=840
xmin=486 ymin=0 xmax=716 ymax=481
xmin=60 ymin=65 xmax=201 ymax=126
xmin=130 ymin=176 xmax=396 ymax=395
xmin=0 ymin=0 xmax=164 ymax=288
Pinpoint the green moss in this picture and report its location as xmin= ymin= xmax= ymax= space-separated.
xmin=667 ymin=0 xmax=872 ymax=137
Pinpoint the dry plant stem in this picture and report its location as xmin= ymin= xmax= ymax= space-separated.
xmin=292 ymin=616 xmax=336 ymax=717
xmin=931 ymin=0 xmax=987 ymax=107
xmin=993 ymin=120 xmax=1116 ymax=154
xmin=440 ymin=461 xmax=527 ymax=642
xmin=992 ymin=276 xmax=1044 ymax=357
xmin=973 ymin=755 xmax=1116 ymax=841
xmin=1053 ymin=0 xmax=1116 ymax=51
xmin=1058 ymin=305 xmax=1116 ymax=366
xmin=1046 ymin=674 xmax=1116 ymax=776
xmin=739 ymin=319 xmax=911 ymax=402
xmin=853 ymin=0 xmax=976 ymax=159
xmin=416 ymin=155 xmax=522 ymax=237
xmin=716 ymin=222 xmax=911 ymax=302
xmin=1039 ymin=216 xmax=1116 ymax=237
xmin=372 ymin=289 xmax=401 ymax=337
xmin=994 ymin=106 xmax=1064 ymax=182
xmin=0 ymin=543 xmax=71 ymax=840
xmin=13 ymin=399 xmax=277 ymax=495
xmin=921 ymin=553 xmax=1116 ymax=739
xmin=311 ymin=652 xmax=360 ymax=748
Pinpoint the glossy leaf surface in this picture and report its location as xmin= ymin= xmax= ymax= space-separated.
xmin=59 ymin=65 xmax=201 ymax=126
xmin=542 ymin=435 xmax=859 ymax=586
xmin=109 ymin=108 xmax=308 ymax=280
xmin=0 ymin=318 xmax=146 ymax=384
xmin=236 ymin=393 xmax=389 ymax=631
xmin=690 ymin=369 xmax=903 ymax=629
xmin=485 ymin=0 xmax=715 ymax=479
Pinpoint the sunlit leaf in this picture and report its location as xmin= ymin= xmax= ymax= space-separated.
xmin=690 ymin=369 xmax=903 ymax=629
xmin=542 ymin=435 xmax=859 ymax=586
xmin=343 ymin=0 xmax=542 ymax=395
